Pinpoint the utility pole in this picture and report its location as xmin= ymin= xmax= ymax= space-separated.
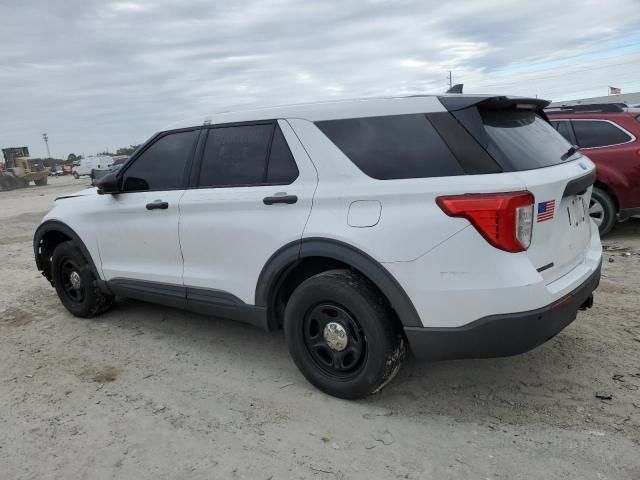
xmin=448 ymin=71 xmax=453 ymax=89
xmin=42 ymin=133 xmax=51 ymax=159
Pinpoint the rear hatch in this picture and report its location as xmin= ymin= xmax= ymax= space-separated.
xmin=440 ymin=96 xmax=595 ymax=283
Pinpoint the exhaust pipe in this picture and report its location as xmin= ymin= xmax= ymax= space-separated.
xmin=579 ymin=294 xmax=594 ymax=311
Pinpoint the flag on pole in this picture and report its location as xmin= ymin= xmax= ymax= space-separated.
xmin=609 ymin=86 xmax=621 ymax=95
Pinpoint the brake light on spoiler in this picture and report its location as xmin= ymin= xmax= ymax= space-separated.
xmin=437 ymin=191 xmax=534 ymax=252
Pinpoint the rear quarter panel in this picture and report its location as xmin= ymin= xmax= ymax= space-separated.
xmin=287 ymin=118 xmax=527 ymax=263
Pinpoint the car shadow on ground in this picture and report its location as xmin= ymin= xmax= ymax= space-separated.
xmin=97 ymin=296 xmax=611 ymax=430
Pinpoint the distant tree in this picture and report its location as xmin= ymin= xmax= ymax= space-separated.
xmin=66 ymin=153 xmax=82 ymax=164
xmin=97 ymin=150 xmax=116 ymax=156
xmin=115 ymin=144 xmax=141 ymax=156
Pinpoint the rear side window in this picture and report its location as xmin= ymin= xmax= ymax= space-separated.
xmin=571 ymin=120 xmax=632 ymax=148
xmin=122 ymin=129 xmax=199 ymax=192
xmin=267 ymin=126 xmax=299 ymax=183
xmin=480 ymin=109 xmax=579 ymax=171
xmin=198 ymin=123 xmax=298 ymax=187
xmin=199 ymin=124 xmax=272 ymax=187
xmin=316 ymin=114 xmax=465 ymax=179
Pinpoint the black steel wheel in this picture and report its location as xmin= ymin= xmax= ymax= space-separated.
xmin=59 ymin=257 xmax=85 ymax=304
xmin=51 ymin=241 xmax=114 ymax=317
xmin=303 ymin=303 xmax=366 ymax=378
xmin=284 ymin=269 xmax=405 ymax=399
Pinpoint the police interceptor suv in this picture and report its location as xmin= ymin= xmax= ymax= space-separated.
xmin=34 ymin=95 xmax=602 ymax=399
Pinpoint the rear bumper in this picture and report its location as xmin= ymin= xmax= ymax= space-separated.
xmin=404 ymin=261 xmax=601 ymax=360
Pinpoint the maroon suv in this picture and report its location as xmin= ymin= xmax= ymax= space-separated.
xmin=547 ymin=103 xmax=640 ymax=234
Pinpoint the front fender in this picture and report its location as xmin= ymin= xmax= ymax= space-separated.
xmin=33 ymin=220 xmax=105 ymax=288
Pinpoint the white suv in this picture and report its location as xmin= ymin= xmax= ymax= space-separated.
xmin=34 ymin=95 xmax=602 ymax=399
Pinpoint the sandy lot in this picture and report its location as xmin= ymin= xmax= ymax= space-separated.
xmin=1 ymin=176 xmax=639 ymax=479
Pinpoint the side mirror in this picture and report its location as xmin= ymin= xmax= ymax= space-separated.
xmin=96 ymin=172 xmax=120 ymax=195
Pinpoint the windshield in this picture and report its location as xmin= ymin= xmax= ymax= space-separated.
xmin=481 ymin=109 xmax=582 ymax=172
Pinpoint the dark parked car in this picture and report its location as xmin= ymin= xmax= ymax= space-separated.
xmin=547 ymin=103 xmax=640 ymax=234
xmin=49 ymin=166 xmax=64 ymax=177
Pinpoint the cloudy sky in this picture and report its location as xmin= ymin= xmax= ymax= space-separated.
xmin=1 ymin=0 xmax=639 ymax=158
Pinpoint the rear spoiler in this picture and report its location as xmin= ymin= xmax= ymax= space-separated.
xmin=438 ymin=95 xmax=550 ymax=112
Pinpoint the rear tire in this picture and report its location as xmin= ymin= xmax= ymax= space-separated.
xmin=34 ymin=176 xmax=47 ymax=186
xmin=590 ymin=187 xmax=616 ymax=236
xmin=51 ymin=241 xmax=114 ymax=318
xmin=284 ymin=269 xmax=405 ymax=399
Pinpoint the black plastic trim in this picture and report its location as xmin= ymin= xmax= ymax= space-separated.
xmin=536 ymin=262 xmax=554 ymax=273
xmin=108 ymin=278 xmax=268 ymax=330
xmin=33 ymin=220 xmax=109 ymax=293
xmin=263 ymin=195 xmax=298 ymax=205
xmin=563 ymin=170 xmax=596 ymax=198
xmin=255 ymin=238 xmax=423 ymax=328
xmin=438 ymin=95 xmax=550 ymax=112
xmin=186 ymin=286 xmax=244 ymax=306
xmin=55 ymin=194 xmax=84 ymax=201
xmin=427 ymin=112 xmax=502 ymax=174
xmin=405 ymin=262 xmax=601 ymax=360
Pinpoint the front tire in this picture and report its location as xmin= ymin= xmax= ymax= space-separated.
xmin=589 ymin=187 xmax=616 ymax=236
xmin=73 ymin=172 xmax=79 ymax=179
xmin=51 ymin=241 xmax=114 ymax=317
xmin=284 ymin=269 xmax=405 ymax=399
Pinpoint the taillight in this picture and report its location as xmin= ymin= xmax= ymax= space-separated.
xmin=436 ymin=191 xmax=534 ymax=252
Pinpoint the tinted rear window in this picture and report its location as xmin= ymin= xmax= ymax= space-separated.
xmin=198 ymin=123 xmax=299 ymax=187
xmin=267 ymin=126 xmax=299 ymax=183
xmin=199 ymin=124 xmax=272 ymax=187
xmin=481 ymin=109 xmax=580 ymax=171
xmin=572 ymin=120 xmax=632 ymax=148
xmin=316 ymin=114 xmax=465 ymax=179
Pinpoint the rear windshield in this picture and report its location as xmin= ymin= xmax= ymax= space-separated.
xmin=480 ymin=109 xmax=581 ymax=171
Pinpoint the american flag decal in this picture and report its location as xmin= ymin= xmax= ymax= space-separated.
xmin=537 ymin=200 xmax=555 ymax=222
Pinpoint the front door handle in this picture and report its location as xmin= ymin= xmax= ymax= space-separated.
xmin=146 ymin=200 xmax=169 ymax=210
xmin=263 ymin=194 xmax=298 ymax=205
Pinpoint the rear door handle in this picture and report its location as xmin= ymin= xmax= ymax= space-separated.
xmin=263 ymin=194 xmax=298 ymax=205
xmin=146 ymin=200 xmax=169 ymax=210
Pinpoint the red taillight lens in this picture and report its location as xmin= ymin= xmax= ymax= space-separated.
xmin=436 ymin=191 xmax=534 ymax=252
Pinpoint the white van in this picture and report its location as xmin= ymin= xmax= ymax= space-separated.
xmin=72 ymin=156 xmax=112 ymax=179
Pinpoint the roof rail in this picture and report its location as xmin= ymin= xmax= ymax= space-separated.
xmin=545 ymin=103 xmax=627 ymax=114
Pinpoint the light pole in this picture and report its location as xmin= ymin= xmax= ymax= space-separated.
xmin=42 ymin=133 xmax=51 ymax=159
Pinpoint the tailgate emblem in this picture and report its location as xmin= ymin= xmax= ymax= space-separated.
xmin=537 ymin=200 xmax=555 ymax=222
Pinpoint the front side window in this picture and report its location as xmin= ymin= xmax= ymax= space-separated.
xmin=571 ymin=120 xmax=633 ymax=148
xmin=198 ymin=123 xmax=298 ymax=187
xmin=316 ymin=114 xmax=465 ymax=179
xmin=122 ymin=130 xmax=199 ymax=191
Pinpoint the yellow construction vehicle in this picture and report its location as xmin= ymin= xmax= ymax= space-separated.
xmin=0 ymin=147 xmax=50 ymax=190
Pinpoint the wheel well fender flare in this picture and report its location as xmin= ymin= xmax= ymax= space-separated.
xmin=34 ymin=220 xmax=102 ymax=284
xmin=255 ymin=238 xmax=422 ymax=327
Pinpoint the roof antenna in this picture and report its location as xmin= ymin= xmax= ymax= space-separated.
xmin=446 ymin=83 xmax=464 ymax=94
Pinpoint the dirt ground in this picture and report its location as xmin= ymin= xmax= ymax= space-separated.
xmin=1 ymin=176 xmax=639 ymax=480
